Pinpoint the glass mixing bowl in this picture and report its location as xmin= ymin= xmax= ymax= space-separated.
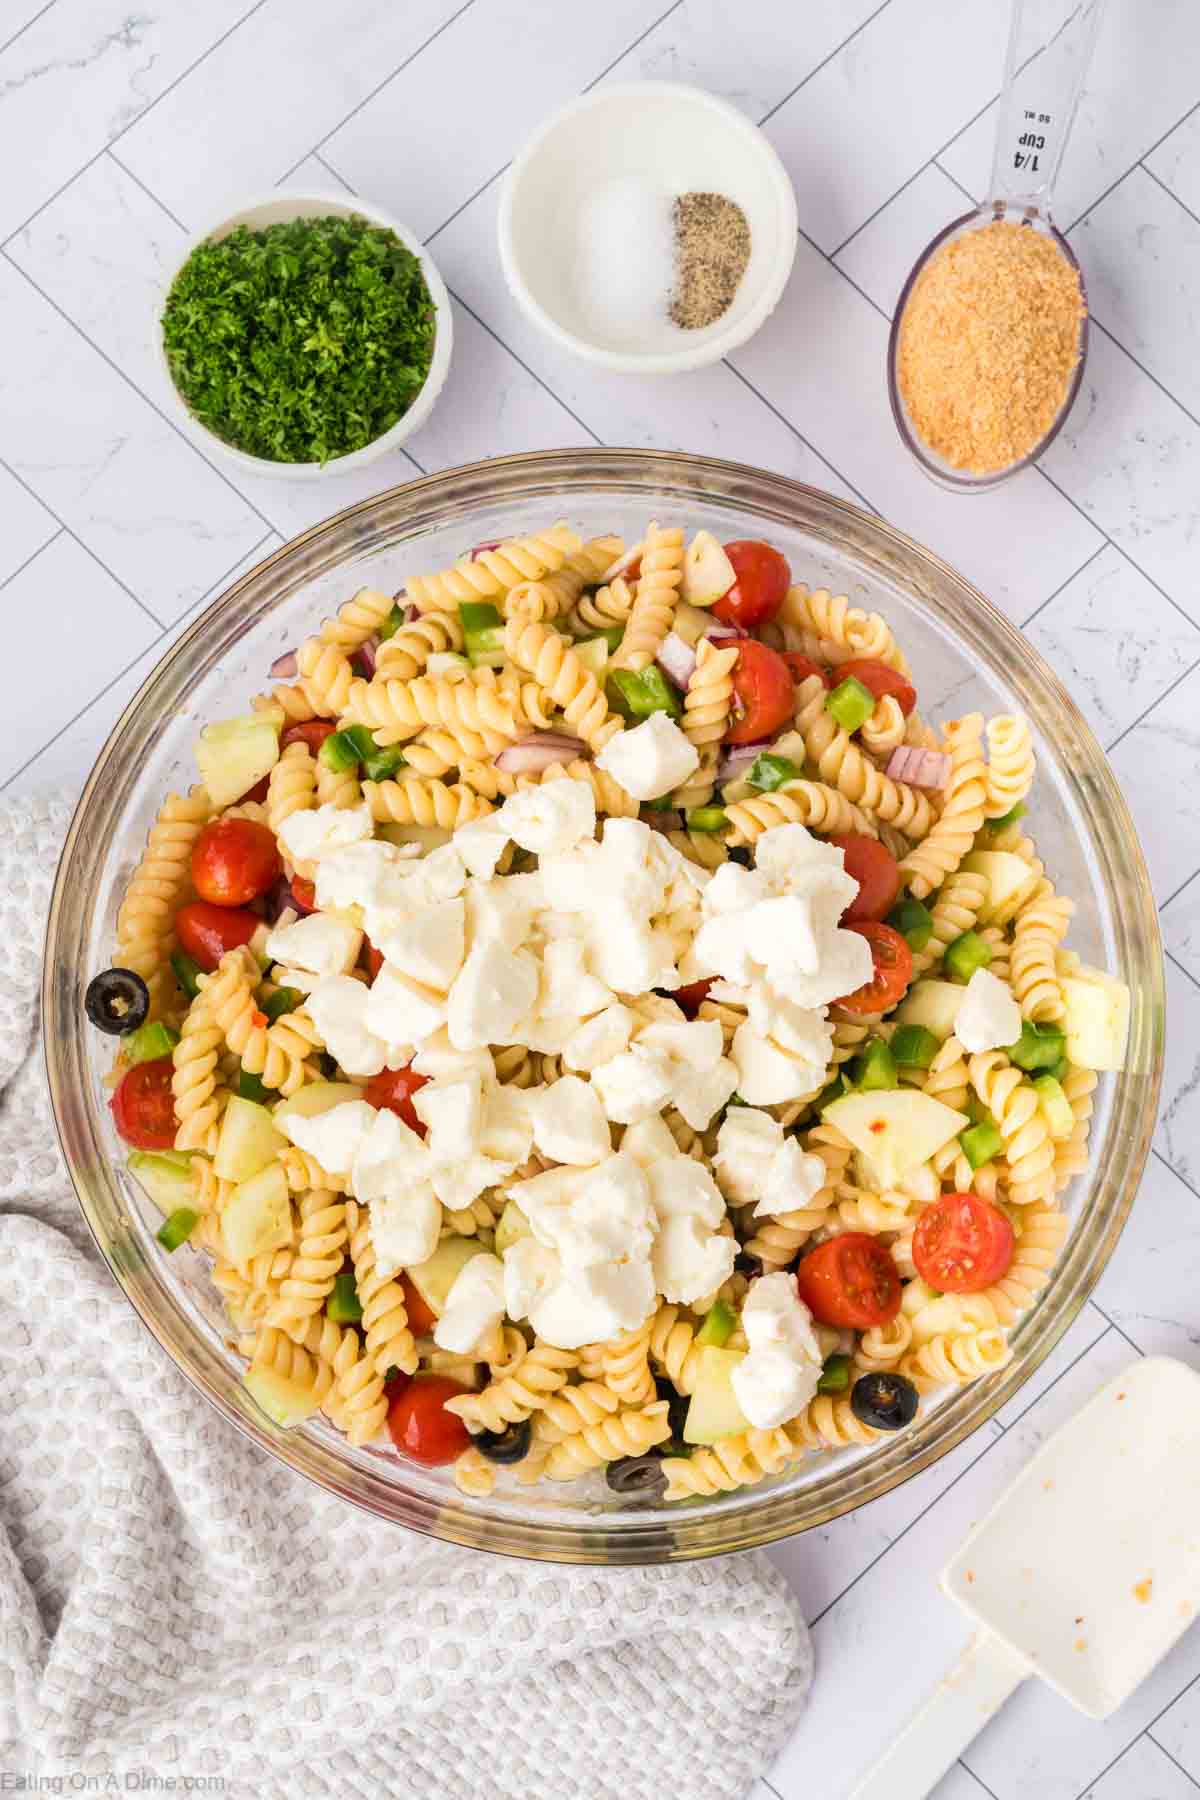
xmin=44 ymin=449 xmax=1163 ymax=1564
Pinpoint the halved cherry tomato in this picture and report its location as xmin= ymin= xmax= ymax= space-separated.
xmin=912 ymin=1193 xmax=1015 ymax=1294
xmin=782 ymin=653 xmax=832 ymax=687
xmin=111 ymin=1056 xmax=177 ymax=1150
xmin=242 ymin=775 xmax=271 ymax=805
xmin=191 ymin=818 xmax=280 ymax=908
xmin=836 ymin=659 xmax=917 ymax=718
xmin=836 ymin=921 xmax=913 ymax=1013
xmin=725 ymin=640 xmax=795 ymax=745
xmin=365 ymin=1064 xmax=430 ymax=1134
xmin=290 ymin=877 xmax=317 ymax=914
xmin=711 ymin=540 xmax=790 ymax=629
xmin=795 ymin=1233 xmax=902 ymax=1329
xmin=828 ymin=834 xmax=901 ymax=924
xmin=388 ymin=1375 xmax=472 ymax=1465
xmin=673 ymin=977 xmax=714 ymax=1018
xmin=400 ymin=1273 xmax=437 ymax=1338
xmin=280 ymin=720 xmax=337 ymax=753
xmin=175 ymin=899 xmax=260 ymax=972
xmin=364 ymin=937 xmax=385 ymax=980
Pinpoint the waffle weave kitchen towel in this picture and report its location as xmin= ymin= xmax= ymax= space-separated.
xmin=0 ymin=791 xmax=812 ymax=1800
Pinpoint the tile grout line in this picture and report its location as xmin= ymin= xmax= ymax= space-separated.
xmin=1159 ymin=866 xmax=1200 ymax=917
xmin=1033 ymin=463 xmax=1200 ymax=637
xmin=1064 ymin=97 xmax=1200 ymax=236
xmin=0 ymin=0 xmax=275 ymax=251
xmin=1146 ymin=1729 xmax=1200 ymax=1793
xmin=1017 ymin=542 xmax=1107 ymax=631
xmin=0 ymin=529 xmax=277 ymax=795
xmin=1165 ymin=947 xmax=1200 ymax=996
xmin=1152 ymin=1146 xmax=1200 ymax=1205
xmin=1103 ymin=652 xmax=1200 ymax=757
xmin=1086 ymin=313 xmax=1200 ymax=441
xmin=1084 ymin=1296 xmax=1147 ymax=1363
xmin=107 ymin=147 xmax=188 ymax=232
xmin=1141 ymin=158 xmax=1200 ymax=235
xmin=1 ymin=248 xmax=282 ymax=542
xmin=1069 ymin=1666 xmax=1200 ymax=1800
xmin=757 ymin=0 xmax=895 ymax=129
xmin=0 ymin=524 xmax=63 ymax=595
xmin=275 ymin=0 xmax=481 ymax=186
xmin=0 ymin=0 xmax=59 ymax=60
xmin=722 ymin=361 xmax=879 ymax=514
xmin=957 ymin=1760 xmax=1000 ymax=1800
xmin=0 ymin=450 xmax=165 ymax=629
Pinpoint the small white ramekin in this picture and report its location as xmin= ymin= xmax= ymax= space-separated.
xmin=498 ymin=82 xmax=798 ymax=375
xmin=156 ymin=190 xmax=453 ymax=482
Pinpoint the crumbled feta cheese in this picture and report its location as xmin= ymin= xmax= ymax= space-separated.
xmin=409 ymin=1029 xmax=495 ymax=1086
xmin=413 ymin=1074 xmax=482 ymax=1165
xmin=368 ymin=1180 xmax=441 ymax=1276
xmin=590 ymin=1044 xmax=675 ymax=1123
xmin=618 ymin=1114 xmax=680 ymax=1168
xmin=954 ymin=967 xmax=1023 ymax=1055
xmin=713 ymin=1107 xmax=784 ymax=1205
xmin=731 ymin=1271 xmax=823 ymax=1429
xmin=447 ymin=941 xmax=540 ymax=1050
xmin=306 ymin=975 xmax=392 ymax=1077
xmin=276 ymin=802 xmax=373 ymax=866
xmin=364 ymin=964 xmax=447 ymax=1049
xmin=731 ymin=1018 xmax=830 ymax=1105
xmin=754 ymin=1136 xmax=828 ymax=1220
xmin=595 ymin=712 xmax=700 ymax=801
xmin=528 ymin=1075 xmax=612 ymax=1166
xmin=670 ymin=1059 xmax=739 ymax=1132
xmin=314 ymin=838 xmax=420 ymax=919
xmin=352 ymin=1110 xmax=441 ymax=1272
xmin=433 ymin=1252 xmax=505 ymax=1354
xmin=454 ymin=813 xmax=510 ymax=879
xmin=373 ymin=899 xmax=466 ymax=993
xmin=494 ymin=781 xmax=596 ymax=855
xmin=636 ymin=1017 xmax=724 ymax=1070
xmin=561 ymin=1003 xmax=638 ymax=1073
xmin=263 ymin=912 xmax=362 ymax=978
xmin=277 ymin=1099 xmax=376 ymax=1179
xmin=652 ymin=1214 xmax=736 ymax=1305
xmin=645 ymin=1156 xmax=724 ymax=1226
xmin=536 ymin=938 xmax=612 ymax=1024
xmin=464 ymin=875 xmax=537 ymax=951
xmin=479 ymin=1082 xmax=536 ymax=1165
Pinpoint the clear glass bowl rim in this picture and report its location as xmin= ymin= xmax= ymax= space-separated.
xmin=43 ymin=447 xmax=1163 ymax=1565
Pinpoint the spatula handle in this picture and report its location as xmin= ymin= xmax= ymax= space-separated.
xmin=849 ymin=1630 xmax=1030 ymax=1800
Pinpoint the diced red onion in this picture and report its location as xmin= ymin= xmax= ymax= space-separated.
xmin=354 ymin=632 xmax=380 ymax=679
xmin=656 ymin=631 xmax=696 ymax=690
xmin=644 ymin=808 xmax=683 ymax=832
xmin=471 ymin=540 xmax=504 ymax=559
xmin=717 ymin=742 xmax=767 ymax=783
xmin=494 ymin=733 xmax=588 ymax=773
xmin=703 ymin=623 xmax=745 ymax=642
xmin=403 ymin=603 xmax=420 ymax=625
xmin=886 ymin=745 xmax=950 ymax=789
xmin=264 ymin=876 xmax=295 ymax=924
xmin=269 ymin=649 xmax=298 ymax=679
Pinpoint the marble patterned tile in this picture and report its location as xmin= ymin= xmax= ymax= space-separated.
xmin=0 ymin=463 xmax=58 ymax=586
xmin=835 ymin=161 xmax=972 ymax=319
xmin=761 ymin=0 xmax=1008 ymax=253
xmin=0 ymin=534 xmax=159 ymax=789
xmin=1154 ymin=956 xmax=1200 ymax=1193
xmin=1146 ymin=106 xmax=1200 ymax=217
xmin=0 ymin=257 xmax=267 ymax=623
xmin=1024 ymin=546 xmax=1200 ymax=747
xmin=115 ymin=0 xmax=470 ymax=231
xmin=930 ymin=1767 xmax=997 ymax=1800
xmin=1107 ymin=661 xmax=1200 ymax=905
xmin=730 ymin=234 xmax=1103 ymax=619
xmin=1081 ymin=1735 xmax=1200 ymax=1800
xmin=1094 ymin=1154 xmax=1200 ymax=1361
xmin=938 ymin=0 xmax=1200 ymax=231
xmin=5 ymin=532 xmax=280 ymax=801
xmin=0 ymin=0 xmax=251 ymax=240
xmin=1152 ymin=1681 xmax=1200 ymax=1787
xmin=1162 ymin=872 xmax=1200 ymax=985
xmin=324 ymin=0 xmax=669 ymax=241
xmin=992 ymin=1303 xmax=1115 ymax=1431
xmin=1071 ymin=166 xmax=1200 ymax=422
xmin=1041 ymin=328 xmax=1200 ymax=624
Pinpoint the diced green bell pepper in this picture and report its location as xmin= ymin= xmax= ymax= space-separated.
xmin=124 ymin=1019 xmax=180 ymax=1066
xmin=944 ymin=930 xmax=993 ymax=984
xmin=887 ymin=896 xmax=934 ymax=952
xmin=890 ymin=1024 xmax=940 ymax=1069
xmin=1007 ymin=1019 xmax=1067 ymax=1073
xmin=156 ymin=1207 xmax=199 ymax=1252
xmin=606 ymin=666 xmax=682 ymax=721
xmin=818 ymin=1353 xmax=852 ymax=1394
xmin=853 ymin=1039 xmax=899 ymax=1091
xmin=826 ymin=675 xmax=875 ymax=733
xmin=748 ymin=752 xmax=803 ymax=792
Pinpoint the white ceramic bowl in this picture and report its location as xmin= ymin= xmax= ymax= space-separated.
xmin=156 ymin=190 xmax=453 ymax=481
xmin=498 ymin=82 xmax=797 ymax=374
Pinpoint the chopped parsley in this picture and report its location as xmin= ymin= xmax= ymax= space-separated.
xmin=162 ymin=214 xmax=437 ymax=464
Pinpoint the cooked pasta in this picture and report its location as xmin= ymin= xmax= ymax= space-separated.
xmin=969 ymin=1050 xmax=1056 ymax=1206
xmin=502 ymin=616 xmax=623 ymax=752
xmin=544 ymin=1402 xmax=672 ymax=1480
xmin=445 ymin=1343 xmax=578 ymax=1434
xmin=115 ymin=787 xmax=212 ymax=1018
xmin=362 ymin=775 xmax=494 ymax=831
xmin=985 ymin=714 xmax=1035 ymax=819
xmin=898 ymin=714 xmax=987 ymax=898
xmin=403 ymin=524 xmax=583 ymax=614
xmin=374 ymin=608 xmax=463 ymax=681
xmin=610 ymin=522 xmax=683 ymax=671
xmin=724 ymin=779 xmax=878 ymax=845
xmin=1011 ymin=879 xmax=1073 ymax=1021
xmin=793 ymin=675 xmax=938 ymax=836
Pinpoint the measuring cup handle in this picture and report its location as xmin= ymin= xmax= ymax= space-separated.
xmin=988 ymin=0 xmax=1109 ymax=219
xmin=849 ymin=1629 xmax=1029 ymax=1800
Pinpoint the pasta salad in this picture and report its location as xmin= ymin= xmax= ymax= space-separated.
xmin=88 ymin=520 xmax=1130 ymax=1504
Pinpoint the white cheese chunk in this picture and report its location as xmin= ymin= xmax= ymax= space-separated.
xmin=373 ymin=899 xmax=465 ymax=994
xmin=413 ymin=1075 xmax=482 ymax=1165
xmin=713 ymin=1107 xmax=784 ymax=1206
xmin=368 ymin=1182 xmax=441 ymax=1277
xmin=409 ymin=1029 xmax=494 ymax=1086
xmin=314 ymin=838 xmax=420 ymax=919
xmin=590 ymin=1045 xmax=675 ymax=1123
xmin=731 ymin=1271 xmax=823 ymax=1429
xmin=306 ymin=975 xmax=391 ymax=1077
xmin=454 ymin=813 xmax=510 ymax=879
xmin=652 ymin=1214 xmax=736 ymax=1305
xmin=264 ymin=912 xmax=362 ymax=978
xmin=528 ymin=1075 xmax=612 ymax=1166
xmin=276 ymin=801 xmax=373 ymax=867
xmin=669 ymin=1058 xmax=739 ymax=1131
xmin=635 ymin=1017 xmax=724 ymax=1071
xmin=433 ymin=1252 xmax=505 ymax=1354
xmin=561 ymin=1003 xmax=638 ymax=1073
xmin=754 ymin=1136 xmax=828 ymax=1220
xmin=954 ymin=967 xmax=1023 ymax=1055
xmin=479 ymin=1082 xmax=536 ymax=1165
xmin=619 ymin=1114 xmax=680 ymax=1168
xmin=351 ymin=1110 xmax=441 ymax=1273
xmin=536 ymin=938 xmax=612 ymax=1024
xmin=595 ymin=712 xmax=700 ymax=801
xmin=645 ymin=1156 xmax=724 ymax=1226
xmin=447 ymin=941 xmax=540 ymax=1050
xmin=495 ymin=781 xmax=596 ymax=855
xmin=464 ymin=875 xmax=537 ymax=951
xmin=364 ymin=964 xmax=447 ymax=1049
xmin=731 ymin=1018 xmax=830 ymax=1105
xmin=277 ymin=1099 xmax=376 ymax=1179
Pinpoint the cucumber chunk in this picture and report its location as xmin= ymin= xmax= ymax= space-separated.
xmin=214 ymin=1095 xmax=286 ymax=1184
xmin=407 ymin=1236 xmax=488 ymax=1317
xmin=128 ymin=1149 xmax=200 ymax=1217
xmin=683 ymin=1346 xmax=751 ymax=1444
xmin=272 ymin=1080 xmax=363 ymax=1128
xmin=195 ymin=713 xmax=280 ymax=809
xmin=220 ymin=1162 xmax=292 ymax=1265
xmin=893 ymin=979 xmax=963 ymax=1042
xmin=494 ymin=1201 xmax=532 ymax=1256
xmin=1033 ymin=1074 xmax=1075 ymax=1141
xmin=823 ymin=1089 xmax=968 ymax=1186
xmin=853 ymin=1040 xmax=898 ymax=1092
xmin=124 ymin=1019 xmax=180 ymax=1065
xmin=944 ymin=930 xmax=993 ymax=984
xmin=243 ymin=1363 xmax=321 ymax=1429
xmin=156 ymin=1207 xmax=199 ymax=1252
xmin=695 ymin=1300 xmax=737 ymax=1348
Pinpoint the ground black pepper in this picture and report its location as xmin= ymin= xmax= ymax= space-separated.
xmin=669 ymin=192 xmax=751 ymax=330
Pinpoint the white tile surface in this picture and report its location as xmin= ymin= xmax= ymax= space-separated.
xmin=5 ymin=9 xmax=1200 ymax=1800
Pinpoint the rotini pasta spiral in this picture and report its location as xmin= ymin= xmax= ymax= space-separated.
xmin=923 ymin=1034 xmax=970 ymax=1114
xmin=341 ymin=667 xmax=526 ymax=756
xmin=794 ymin=675 xmax=937 ymax=837
xmin=1054 ymin=1069 xmax=1096 ymax=1191
xmin=315 ymin=753 xmax=360 ymax=811
xmin=664 ymin=828 xmax=729 ymax=871
xmin=374 ymin=608 xmax=463 ymax=681
xmin=297 ymin=639 xmax=355 ymax=720
xmin=739 ymin=1123 xmax=849 ymax=1269
xmin=502 ymin=616 xmax=623 ymax=752
xmin=277 ymin=1144 xmax=346 ymax=1194
xmin=569 ymin=573 xmax=635 ymax=637
xmin=588 ymin=1321 xmax=656 ymax=1405
xmin=531 ymin=1380 xmax=624 ymax=1442
xmin=267 ymin=739 xmax=318 ymax=852
xmin=855 ymin=1316 xmax=914 ymax=1372
xmin=662 ymin=1423 xmax=797 ymax=1499
xmin=403 ymin=524 xmax=583 ymax=614
xmin=348 ymin=1198 xmax=419 ymax=1381
xmin=680 ymin=637 xmax=738 ymax=764
xmin=898 ymin=714 xmax=987 ymax=899
xmin=985 ymin=714 xmax=1035 ymax=819
xmin=969 ymin=1050 xmax=1055 ymax=1206
xmin=911 ymin=868 xmax=990 ymax=979
xmin=204 ymin=947 xmax=312 ymax=1097
xmin=767 ymin=585 xmax=910 ymax=673
xmin=1011 ymin=879 xmax=1073 ymax=1021
xmin=610 ymin=522 xmax=683 ymax=672
xmin=264 ymin=1189 xmax=347 ymax=1336
xmin=453 ymin=1446 xmax=497 ymax=1497
xmin=445 ymin=1342 xmax=578 ymax=1433
xmin=116 ymin=787 xmax=213 ymax=1018
xmin=544 ymin=1401 xmax=671 ymax=1480
xmin=902 ymin=1328 xmax=1013 ymax=1393
xmin=246 ymin=1326 xmax=336 ymax=1410
xmin=171 ymin=987 xmax=228 ymax=1154
xmin=649 ymin=1303 xmax=708 ymax=1394
xmin=860 ymin=694 xmax=907 ymax=757
xmin=724 ymin=779 xmax=879 ymax=846
xmin=785 ymin=1394 xmax=880 ymax=1450
xmin=362 ymin=775 xmax=494 ymax=831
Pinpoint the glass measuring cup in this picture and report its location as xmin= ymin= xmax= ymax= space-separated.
xmin=887 ymin=0 xmax=1108 ymax=492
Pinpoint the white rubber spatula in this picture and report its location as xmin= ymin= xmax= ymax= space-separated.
xmin=852 ymin=1357 xmax=1200 ymax=1800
